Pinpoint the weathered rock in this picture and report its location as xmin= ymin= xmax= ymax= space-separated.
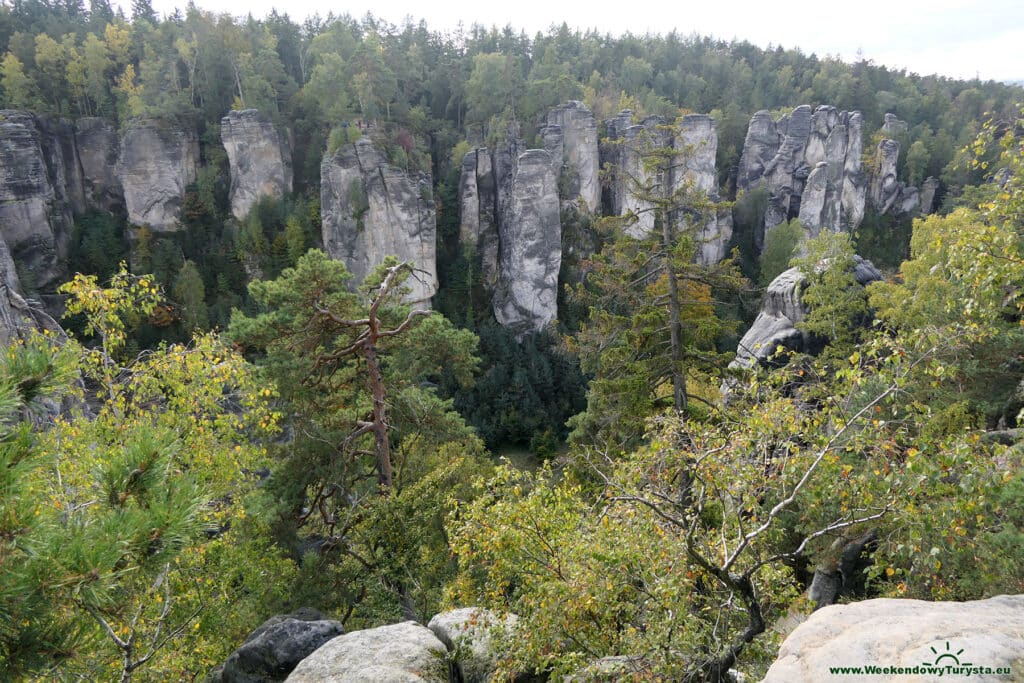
xmin=0 ymin=110 xmax=75 ymax=290
xmin=542 ymin=100 xmax=601 ymax=212
xmin=868 ymin=125 xmax=925 ymax=217
xmin=737 ymin=110 xmax=780 ymax=192
xmin=458 ymin=147 xmax=500 ymax=288
xmin=737 ymin=106 xmax=867 ymax=249
xmin=118 ymin=118 xmax=199 ymax=231
xmin=0 ymin=235 xmax=61 ymax=345
xmin=218 ymin=610 xmax=344 ymax=683
xmin=881 ymin=112 xmax=908 ymax=136
xmin=320 ymin=138 xmax=437 ymax=305
xmin=76 ymin=117 xmax=124 ymax=213
xmin=427 ymin=608 xmax=517 ymax=683
xmin=221 ymin=109 xmax=293 ymax=220
xmin=284 ymin=621 xmax=448 ymax=683
xmin=920 ymin=177 xmax=940 ymax=214
xmin=760 ymin=595 xmax=1024 ymax=683
xmin=675 ymin=114 xmax=733 ymax=264
xmin=609 ymin=114 xmax=670 ymax=239
xmin=869 ymin=138 xmax=901 ymax=214
xmin=732 ymin=267 xmax=808 ymax=370
xmin=797 ymin=162 xmax=829 ymax=236
xmin=492 ymin=149 xmax=561 ymax=336
xmin=730 ymin=256 xmax=882 ymax=371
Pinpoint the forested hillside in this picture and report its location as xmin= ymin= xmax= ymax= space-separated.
xmin=2 ymin=1 xmax=1024 ymax=680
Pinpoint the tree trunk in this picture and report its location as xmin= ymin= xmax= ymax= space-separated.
xmin=662 ymin=198 xmax=687 ymax=414
xmin=364 ymin=317 xmax=392 ymax=490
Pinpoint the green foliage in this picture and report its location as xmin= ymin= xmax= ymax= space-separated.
xmin=758 ymin=218 xmax=803 ymax=286
xmin=792 ymin=231 xmax=870 ymax=359
xmin=172 ymin=259 xmax=209 ymax=333
xmin=2 ymin=268 xmax=283 ymax=680
xmin=229 ymin=250 xmax=489 ymax=625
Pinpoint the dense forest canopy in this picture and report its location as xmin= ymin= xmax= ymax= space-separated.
xmin=2 ymin=0 xmax=1024 ymax=681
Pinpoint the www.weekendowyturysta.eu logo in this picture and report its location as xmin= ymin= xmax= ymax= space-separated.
xmin=828 ymin=640 xmax=1013 ymax=677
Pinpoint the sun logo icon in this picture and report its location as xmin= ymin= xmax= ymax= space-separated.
xmin=922 ymin=641 xmax=973 ymax=667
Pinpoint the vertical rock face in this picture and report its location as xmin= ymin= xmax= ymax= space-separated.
xmin=868 ymin=124 xmax=923 ymax=217
xmin=542 ymin=100 xmax=601 ymax=212
xmin=118 ymin=119 xmax=198 ymax=232
xmin=0 ymin=110 xmax=75 ymax=290
xmin=675 ymin=114 xmax=733 ymax=264
xmin=797 ymin=162 xmax=829 ymax=237
xmin=602 ymin=111 xmax=732 ymax=262
xmin=320 ymin=138 xmax=437 ymax=305
xmin=869 ymin=138 xmax=902 ymax=214
xmin=0 ymin=236 xmax=61 ymax=345
xmin=76 ymin=117 xmax=124 ymax=213
xmin=737 ymin=105 xmax=867 ymax=249
xmin=881 ymin=112 xmax=908 ymax=136
xmin=601 ymin=113 xmax=672 ymax=239
xmin=737 ymin=110 xmax=780 ymax=192
xmin=920 ymin=177 xmax=940 ymax=214
xmin=221 ymin=109 xmax=293 ymax=220
xmin=492 ymin=149 xmax=561 ymax=336
xmin=458 ymin=148 xmax=500 ymax=289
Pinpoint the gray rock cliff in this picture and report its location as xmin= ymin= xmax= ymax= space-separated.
xmin=458 ymin=147 xmax=500 ymax=289
xmin=320 ymin=138 xmax=437 ymax=305
xmin=76 ymin=117 xmax=124 ymax=213
xmin=117 ymin=119 xmax=198 ymax=231
xmin=603 ymin=111 xmax=733 ymax=263
xmin=674 ymin=114 xmax=734 ymax=264
xmin=920 ymin=176 xmax=940 ymax=214
xmin=868 ymin=134 xmax=921 ymax=216
xmin=540 ymin=100 xmax=601 ymax=213
xmin=0 ymin=236 xmax=61 ymax=345
xmin=737 ymin=106 xmax=867 ymax=249
xmin=730 ymin=256 xmax=882 ymax=372
xmin=221 ymin=109 xmax=293 ymax=221
xmin=0 ymin=110 xmax=76 ymax=290
xmin=492 ymin=149 xmax=562 ymax=336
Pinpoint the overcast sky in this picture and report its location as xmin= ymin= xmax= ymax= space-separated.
xmin=135 ymin=0 xmax=1024 ymax=83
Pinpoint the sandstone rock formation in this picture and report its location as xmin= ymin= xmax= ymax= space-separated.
xmin=540 ymin=100 xmax=601 ymax=212
xmin=604 ymin=113 xmax=671 ymax=239
xmin=737 ymin=106 xmax=866 ymax=248
xmin=76 ymin=117 xmax=123 ymax=213
xmin=427 ymin=608 xmax=516 ymax=683
xmin=492 ymin=149 xmax=561 ymax=336
xmin=458 ymin=147 xmax=500 ymax=288
xmin=221 ymin=109 xmax=293 ymax=220
xmin=730 ymin=257 xmax=881 ymax=371
xmin=216 ymin=609 xmax=344 ymax=683
xmin=285 ymin=621 xmax=448 ymax=683
xmin=760 ymin=595 xmax=1024 ymax=683
xmin=868 ymin=136 xmax=920 ymax=216
xmin=675 ymin=114 xmax=734 ymax=264
xmin=920 ymin=176 xmax=940 ymax=214
xmin=602 ymin=111 xmax=732 ymax=261
xmin=458 ymin=122 xmax=564 ymax=335
xmin=118 ymin=119 xmax=198 ymax=231
xmin=0 ymin=110 xmax=75 ymax=289
xmin=0 ymin=236 xmax=61 ymax=345
xmin=881 ymin=111 xmax=908 ymax=136
xmin=321 ymin=138 xmax=437 ymax=305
